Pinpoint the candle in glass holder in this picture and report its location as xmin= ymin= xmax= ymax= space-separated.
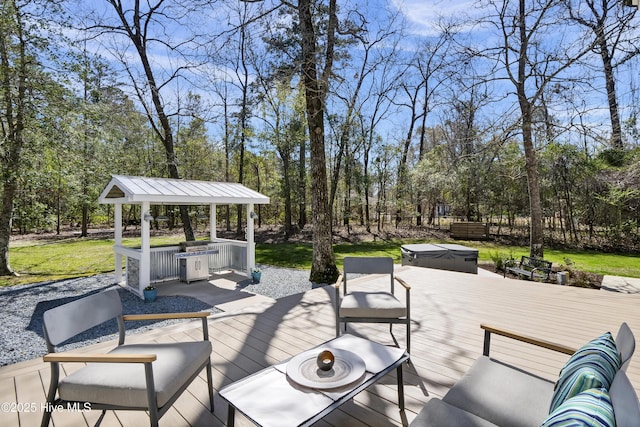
xmin=316 ymin=350 xmax=335 ymax=371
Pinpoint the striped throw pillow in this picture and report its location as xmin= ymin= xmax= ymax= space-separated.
xmin=549 ymin=332 xmax=621 ymax=413
xmin=542 ymin=388 xmax=615 ymax=427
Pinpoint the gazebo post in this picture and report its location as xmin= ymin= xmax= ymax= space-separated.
xmin=210 ymin=204 xmax=216 ymax=240
xmin=140 ymin=201 xmax=151 ymax=293
xmin=246 ymin=203 xmax=255 ymax=275
xmin=114 ymin=203 xmax=123 ymax=283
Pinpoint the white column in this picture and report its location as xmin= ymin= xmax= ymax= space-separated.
xmin=140 ymin=201 xmax=151 ymax=294
xmin=246 ymin=203 xmax=255 ymax=276
xmin=210 ymin=204 xmax=217 ymax=241
xmin=114 ymin=203 xmax=123 ymax=283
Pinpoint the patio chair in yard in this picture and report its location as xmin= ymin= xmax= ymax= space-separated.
xmin=335 ymin=256 xmax=411 ymax=353
xmin=41 ymin=289 xmax=214 ymax=427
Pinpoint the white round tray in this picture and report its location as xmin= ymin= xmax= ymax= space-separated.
xmin=286 ymin=348 xmax=366 ymax=389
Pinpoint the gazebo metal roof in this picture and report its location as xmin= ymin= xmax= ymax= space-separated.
xmin=99 ymin=175 xmax=269 ymax=205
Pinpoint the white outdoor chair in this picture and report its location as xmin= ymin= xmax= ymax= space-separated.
xmin=335 ymin=256 xmax=411 ymax=352
xmin=41 ymin=289 xmax=214 ymax=427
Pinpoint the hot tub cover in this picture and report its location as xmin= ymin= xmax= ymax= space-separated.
xmin=401 ymin=244 xmax=478 ymax=274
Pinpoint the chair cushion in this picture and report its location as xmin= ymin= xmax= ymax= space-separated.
xmin=339 ymin=291 xmax=406 ymax=318
xmin=542 ymin=388 xmax=614 ymax=427
xmin=549 ymin=332 xmax=621 ymax=412
xmin=410 ymin=397 xmax=498 ymax=427
xmin=58 ymin=341 xmax=212 ymax=408
xmin=442 ymin=356 xmax=555 ymax=427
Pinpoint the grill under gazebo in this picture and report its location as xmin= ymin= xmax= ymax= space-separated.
xmin=99 ymin=175 xmax=269 ymax=297
xmin=176 ymin=241 xmax=218 ymax=283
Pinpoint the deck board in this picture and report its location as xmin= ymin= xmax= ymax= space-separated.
xmin=0 ymin=377 xmax=19 ymax=426
xmin=1 ymin=266 xmax=639 ymax=426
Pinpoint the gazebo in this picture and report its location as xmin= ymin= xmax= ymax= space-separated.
xmin=99 ymin=175 xmax=270 ymax=296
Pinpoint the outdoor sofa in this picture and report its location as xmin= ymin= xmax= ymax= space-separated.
xmin=411 ymin=323 xmax=639 ymax=427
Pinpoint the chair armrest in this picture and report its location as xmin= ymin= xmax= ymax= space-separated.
xmin=123 ymin=312 xmax=210 ymax=341
xmin=481 ymin=324 xmax=577 ymax=356
xmin=395 ymin=276 xmax=411 ymax=291
xmin=334 ymin=275 xmax=343 ymax=290
xmin=123 ymin=312 xmax=209 ymax=321
xmin=43 ymin=353 xmax=157 ymax=363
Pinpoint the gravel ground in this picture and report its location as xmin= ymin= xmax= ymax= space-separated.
xmin=236 ymin=264 xmax=324 ymax=299
xmin=0 ymin=265 xmax=320 ymax=367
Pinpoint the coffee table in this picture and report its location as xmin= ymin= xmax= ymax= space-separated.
xmin=219 ymin=334 xmax=409 ymax=426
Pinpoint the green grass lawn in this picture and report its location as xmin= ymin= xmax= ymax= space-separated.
xmin=3 ymin=236 xmax=640 ymax=287
xmin=4 ymin=235 xmax=187 ymax=286
xmin=257 ymin=240 xmax=640 ymax=279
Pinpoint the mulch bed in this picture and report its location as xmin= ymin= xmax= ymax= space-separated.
xmin=480 ymin=263 xmax=603 ymax=289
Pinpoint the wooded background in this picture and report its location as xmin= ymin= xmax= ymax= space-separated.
xmin=2 ymin=0 xmax=640 ymax=277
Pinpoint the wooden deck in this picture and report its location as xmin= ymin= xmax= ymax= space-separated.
xmin=1 ymin=265 xmax=639 ymax=426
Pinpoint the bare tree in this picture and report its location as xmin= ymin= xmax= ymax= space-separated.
xmin=208 ymin=75 xmax=234 ymax=231
xmin=566 ymin=0 xmax=638 ymax=150
xmin=409 ymin=32 xmax=453 ymax=225
xmin=481 ymin=0 xmax=595 ymax=257
xmin=254 ymin=78 xmax=305 ymax=238
xmin=230 ymin=1 xmax=254 ymax=235
xmin=298 ymin=0 xmax=339 ymax=283
xmin=327 ymin=10 xmax=400 ymax=220
xmin=88 ymin=0 xmax=197 ymax=240
xmin=233 ymin=0 xmax=338 ymax=282
xmin=351 ymin=29 xmax=405 ymax=232
xmin=356 ymin=86 xmax=398 ymax=232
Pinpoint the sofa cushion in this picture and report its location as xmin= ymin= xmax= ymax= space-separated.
xmin=339 ymin=291 xmax=406 ymax=318
xmin=58 ymin=341 xmax=212 ymax=408
xmin=609 ymin=370 xmax=640 ymax=427
xmin=542 ymin=388 xmax=614 ymax=427
xmin=410 ymin=397 xmax=498 ymax=427
xmin=442 ymin=356 xmax=554 ymax=427
xmin=549 ymin=332 xmax=621 ymax=412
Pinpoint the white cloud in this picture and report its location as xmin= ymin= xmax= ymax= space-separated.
xmin=390 ymin=0 xmax=482 ymax=36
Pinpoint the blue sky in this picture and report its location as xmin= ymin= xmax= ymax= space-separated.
xmin=67 ymin=0 xmax=640 ymax=153
xmin=391 ymin=0 xmax=480 ymax=35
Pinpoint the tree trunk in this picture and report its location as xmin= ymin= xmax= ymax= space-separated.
xmin=236 ymin=21 xmax=249 ymax=236
xmin=520 ymin=115 xmax=545 ymax=261
xmin=597 ymin=32 xmax=623 ymax=149
xmin=298 ymin=131 xmax=307 ymax=229
xmin=567 ymin=1 xmax=630 ymax=151
xmin=0 ymin=0 xmax=27 ymax=276
xmin=281 ymin=152 xmax=293 ymax=238
xmin=299 ymin=0 xmax=338 ymax=284
xmin=343 ymin=147 xmax=352 ymax=229
xmin=363 ymin=150 xmax=371 ymax=233
xmin=0 ymin=181 xmax=17 ymax=276
xmin=517 ymin=0 xmax=544 ymax=258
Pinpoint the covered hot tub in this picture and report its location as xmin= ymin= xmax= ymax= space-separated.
xmin=401 ymin=243 xmax=478 ymax=274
